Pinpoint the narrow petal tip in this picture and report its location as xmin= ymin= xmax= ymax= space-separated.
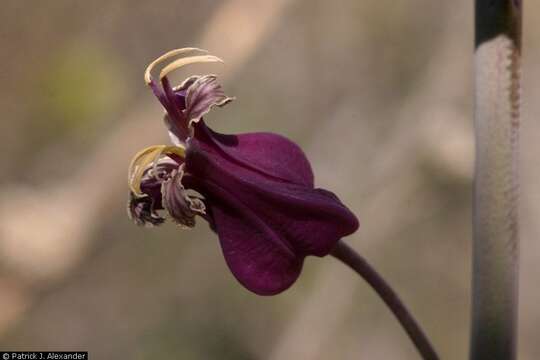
xmin=144 ymin=47 xmax=210 ymax=84
xmin=159 ymin=55 xmax=224 ymax=81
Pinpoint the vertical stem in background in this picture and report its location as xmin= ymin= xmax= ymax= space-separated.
xmin=472 ymin=1 xmax=522 ymax=359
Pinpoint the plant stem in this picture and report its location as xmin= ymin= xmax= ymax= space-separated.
xmin=471 ymin=1 xmax=521 ymax=359
xmin=331 ymin=240 xmax=439 ymax=360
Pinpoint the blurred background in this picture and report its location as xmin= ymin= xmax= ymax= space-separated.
xmin=0 ymin=0 xmax=539 ymax=359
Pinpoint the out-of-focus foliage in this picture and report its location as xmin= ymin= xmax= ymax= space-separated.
xmin=35 ymin=45 xmax=124 ymax=136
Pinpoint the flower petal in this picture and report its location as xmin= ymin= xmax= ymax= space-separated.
xmin=185 ymin=75 xmax=234 ymax=125
xmin=184 ymin=143 xmax=358 ymax=294
xmin=190 ymin=178 xmax=302 ymax=295
xmin=128 ymin=145 xmax=185 ymax=196
xmin=161 ymin=168 xmax=205 ymax=228
xmin=193 ymin=122 xmax=314 ymax=187
xmin=127 ymin=192 xmax=165 ymax=227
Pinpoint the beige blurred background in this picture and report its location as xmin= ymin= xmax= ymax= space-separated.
xmin=0 ymin=0 xmax=539 ymax=359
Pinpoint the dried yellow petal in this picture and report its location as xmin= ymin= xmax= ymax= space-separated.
xmin=144 ymin=48 xmax=208 ymax=84
xmin=159 ymin=55 xmax=223 ymax=80
xmin=128 ymin=145 xmax=185 ymax=195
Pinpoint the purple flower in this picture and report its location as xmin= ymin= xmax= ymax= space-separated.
xmin=128 ymin=48 xmax=359 ymax=295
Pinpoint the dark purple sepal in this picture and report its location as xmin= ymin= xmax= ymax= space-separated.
xmin=193 ymin=122 xmax=314 ymax=187
xmin=184 ymin=123 xmax=359 ymax=295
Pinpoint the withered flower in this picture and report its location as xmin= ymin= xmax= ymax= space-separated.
xmin=128 ymin=48 xmax=359 ymax=295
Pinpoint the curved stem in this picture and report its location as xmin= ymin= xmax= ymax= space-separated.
xmin=331 ymin=240 xmax=439 ymax=360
